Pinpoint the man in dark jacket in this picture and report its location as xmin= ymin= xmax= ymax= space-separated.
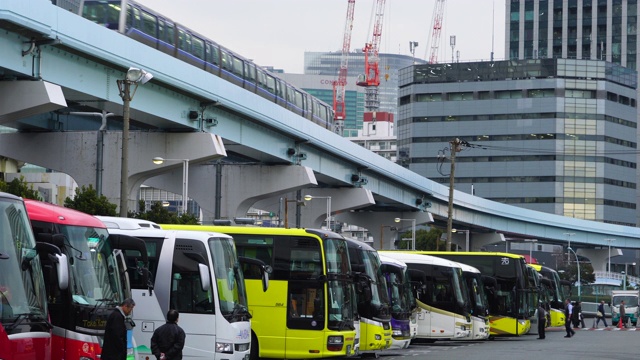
xmin=101 ymin=298 xmax=136 ymax=360
xmin=151 ymin=309 xmax=186 ymax=360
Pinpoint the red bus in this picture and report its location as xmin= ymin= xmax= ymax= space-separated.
xmin=25 ymin=200 xmax=145 ymax=360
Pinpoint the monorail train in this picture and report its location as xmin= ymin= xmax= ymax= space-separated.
xmin=69 ymin=0 xmax=335 ymax=130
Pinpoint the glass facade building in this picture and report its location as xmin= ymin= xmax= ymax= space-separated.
xmin=397 ymin=59 xmax=638 ymax=226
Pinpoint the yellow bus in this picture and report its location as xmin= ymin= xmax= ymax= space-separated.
xmin=416 ymin=252 xmax=538 ymax=337
xmin=162 ymin=225 xmax=357 ymax=359
xmin=529 ymin=263 xmax=566 ymax=327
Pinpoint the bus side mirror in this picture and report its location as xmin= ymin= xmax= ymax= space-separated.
xmin=55 ymin=254 xmax=69 ymax=290
xmin=198 ymin=263 xmax=211 ymax=292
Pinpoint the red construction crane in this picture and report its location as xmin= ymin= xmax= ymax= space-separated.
xmin=356 ymin=0 xmax=386 ymax=113
xmin=428 ymin=0 xmax=446 ymax=64
xmin=333 ymin=0 xmax=356 ymax=134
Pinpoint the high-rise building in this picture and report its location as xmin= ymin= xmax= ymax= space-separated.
xmin=506 ymin=0 xmax=639 ymax=70
xmin=397 ymin=58 xmax=638 ymax=226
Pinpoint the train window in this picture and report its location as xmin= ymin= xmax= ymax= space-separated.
xmin=221 ymin=50 xmax=232 ymax=70
xmin=244 ymin=63 xmax=256 ymax=82
xmin=123 ymin=4 xmax=134 ymax=31
xmin=207 ymin=43 xmax=220 ymax=66
xmin=131 ymin=7 xmax=142 ymax=29
xmin=178 ymin=28 xmax=191 ymax=52
xmin=266 ymin=74 xmax=276 ymax=94
xmin=191 ymin=36 xmax=205 ymax=60
xmin=275 ymin=79 xmax=284 ymax=99
xmin=141 ymin=10 xmax=157 ymax=37
xmin=232 ymin=56 xmax=244 ymax=77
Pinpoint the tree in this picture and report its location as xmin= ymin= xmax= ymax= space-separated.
xmin=64 ymin=184 xmax=117 ymax=215
xmin=0 ymin=176 xmax=42 ymax=200
xmin=396 ymin=227 xmax=443 ymax=250
xmin=134 ymin=200 xmax=199 ymax=224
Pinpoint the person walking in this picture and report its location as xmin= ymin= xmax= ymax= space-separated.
xmin=537 ymin=302 xmax=547 ymax=339
xmin=564 ymin=298 xmax=575 ymax=338
xmin=595 ymin=300 xmax=608 ymax=328
xmin=619 ymin=300 xmax=626 ymax=328
xmin=101 ymin=298 xmax=136 ymax=360
xmin=573 ymin=301 xmax=586 ymax=328
xmin=151 ymin=309 xmax=186 ymax=360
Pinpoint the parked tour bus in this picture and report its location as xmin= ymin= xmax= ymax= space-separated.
xmin=419 ymin=251 xmax=538 ymax=336
xmin=0 ymin=192 xmax=60 ymax=360
xmin=378 ymin=254 xmax=415 ymax=349
xmin=453 ymin=261 xmax=490 ymax=340
xmin=25 ymin=201 xmax=143 ymax=360
xmin=97 ymin=216 xmax=261 ymax=360
xmin=529 ymin=263 xmax=566 ymax=327
xmin=380 ymin=251 xmax=472 ymax=341
xmin=344 ymin=238 xmax=392 ymax=354
xmin=162 ymin=224 xmax=358 ymax=359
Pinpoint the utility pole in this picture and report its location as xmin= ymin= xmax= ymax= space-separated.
xmin=446 ymin=138 xmax=462 ymax=251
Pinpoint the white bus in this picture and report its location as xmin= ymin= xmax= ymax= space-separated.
xmin=96 ymin=216 xmax=268 ymax=360
xmin=454 ymin=262 xmax=490 ymax=340
xmin=380 ymin=252 xmax=471 ymax=341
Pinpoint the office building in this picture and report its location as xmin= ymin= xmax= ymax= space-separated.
xmin=397 ymin=58 xmax=637 ymax=226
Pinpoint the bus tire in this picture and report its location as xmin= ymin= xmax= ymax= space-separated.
xmin=250 ymin=333 xmax=260 ymax=360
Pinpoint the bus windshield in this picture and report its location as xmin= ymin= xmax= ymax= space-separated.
xmin=0 ymin=200 xmax=47 ymax=326
xmin=208 ymin=237 xmax=249 ymax=320
xmin=361 ymin=249 xmax=390 ymax=319
xmin=324 ymin=238 xmax=355 ymax=327
xmin=466 ymin=272 xmax=488 ymax=317
xmin=59 ymin=225 xmax=124 ymax=307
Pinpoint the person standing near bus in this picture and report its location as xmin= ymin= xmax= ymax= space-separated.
xmin=102 ymin=298 xmax=136 ymax=360
xmin=537 ymin=302 xmax=547 ymax=339
xmin=151 ymin=309 xmax=185 ymax=360
xmin=619 ymin=300 xmax=626 ymax=328
xmin=595 ymin=300 xmax=608 ymax=328
xmin=564 ymin=298 xmax=575 ymax=338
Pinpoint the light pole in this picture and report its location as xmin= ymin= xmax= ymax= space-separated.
xmin=152 ymin=157 xmax=189 ymax=215
xmin=304 ymin=195 xmax=331 ymax=230
xmin=605 ymin=238 xmax=616 ymax=280
xmin=623 ymin=262 xmax=636 ymax=290
xmin=394 ymin=218 xmax=416 ymax=250
xmin=567 ymin=246 xmax=581 ymax=301
xmin=117 ymin=67 xmax=153 ymax=217
xmin=283 ymin=198 xmax=305 ymax=228
xmin=563 ymin=232 xmax=575 ymax=262
xmin=379 ymin=225 xmax=393 ymax=250
xmin=524 ymin=239 xmax=538 ymax=262
xmin=452 ymin=229 xmax=470 ymax=251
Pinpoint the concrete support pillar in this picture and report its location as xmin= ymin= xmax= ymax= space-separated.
xmin=0 ymin=131 xmax=226 ymax=213
xmin=146 ymin=164 xmax=318 ymax=224
xmin=339 ymin=211 xmax=433 ymax=250
xmin=467 ymin=232 xmax=507 ymax=252
xmin=580 ymin=247 xmax=623 ymax=273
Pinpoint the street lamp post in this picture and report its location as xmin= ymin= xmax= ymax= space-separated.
xmin=152 ymin=157 xmax=189 ymax=215
xmin=563 ymin=232 xmax=575 ymax=262
xmin=117 ymin=67 xmax=153 ymax=217
xmin=524 ymin=239 xmax=538 ymax=262
xmin=394 ymin=218 xmax=416 ymax=250
xmin=605 ymin=238 xmax=616 ymax=280
xmin=283 ymin=198 xmax=305 ymax=228
xmin=567 ymin=246 xmax=581 ymax=301
xmin=304 ymin=195 xmax=331 ymax=230
xmin=623 ymin=262 xmax=636 ymax=290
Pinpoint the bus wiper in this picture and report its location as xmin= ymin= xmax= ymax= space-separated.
xmin=90 ymin=298 xmax=113 ymax=314
xmin=5 ymin=313 xmax=31 ymax=332
xmin=230 ymin=304 xmax=251 ymax=321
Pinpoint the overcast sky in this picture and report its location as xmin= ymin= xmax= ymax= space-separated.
xmin=135 ymin=0 xmax=506 ymax=74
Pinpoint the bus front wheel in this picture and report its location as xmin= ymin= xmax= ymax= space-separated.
xmin=250 ymin=333 xmax=260 ymax=360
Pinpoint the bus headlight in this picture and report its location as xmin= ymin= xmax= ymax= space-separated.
xmin=327 ymin=335 xmax=344 ymax=351
xmin=392 ymin=329 xmax=402 ymax=336
xmin=216 ymin=342 xmax=234 ymax=354
xmin=374 ymin=334 xmax=382 ymax=340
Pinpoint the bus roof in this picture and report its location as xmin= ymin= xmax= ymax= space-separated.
xmin=412 ymin=251 xmax=526 ymax=260
xmin=379 ymin=253 xmax=407 ymax=269
xmin=25 ymin=199 xmax=106 ymax=228
xmin=161 ymin=224 xmax=340 ymax=239
xmin=107 ymin=227 xmax=232 ymax=241
xmin=379 ymin=251 xmax=462 ymax=269
xmin=0 ymin=192 xmax=21 ymax=201
xmin=95 ymin=215 xmax=161 ymax=230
